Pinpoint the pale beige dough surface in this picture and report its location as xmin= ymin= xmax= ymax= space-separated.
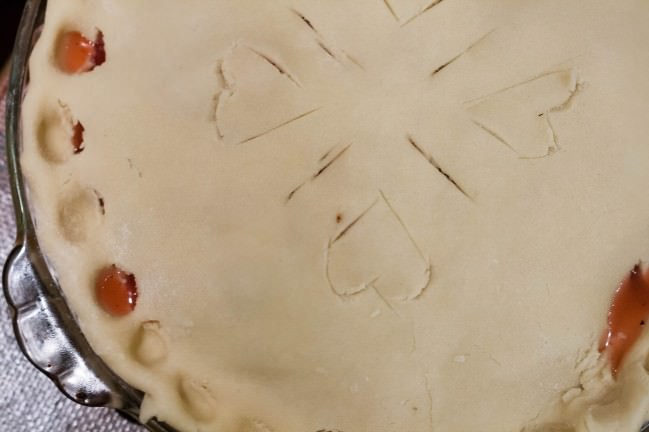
xmin=19 ymin=0 xmax=649 ymax=431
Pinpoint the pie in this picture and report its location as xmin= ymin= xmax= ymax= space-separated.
xmin=20 ymin=0 xmax=649 ymax=430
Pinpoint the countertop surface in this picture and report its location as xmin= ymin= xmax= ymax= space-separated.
xmin=0 ymin=68 xmax=142 ymax=432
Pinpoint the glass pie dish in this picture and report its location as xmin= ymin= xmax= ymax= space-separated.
xmin=2 ymin=0 xmax=176 ymax=430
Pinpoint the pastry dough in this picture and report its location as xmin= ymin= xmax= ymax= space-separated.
xmin=21 ymin=0 xmax=649 ymax=430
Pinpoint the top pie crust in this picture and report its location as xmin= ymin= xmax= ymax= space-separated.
xmin=20 ymin=0 xmax=649 ymax=430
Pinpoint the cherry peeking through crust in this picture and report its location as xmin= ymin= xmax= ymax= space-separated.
xmin=72 ymin=121 xmax=85 ymax=153
xmin=599 ymin=262 xmax=649 ymax=377
xmin=56 ymin=30 xmax=105 ymax=74
xmin=96 ymin=264 xmax=138 ymax=316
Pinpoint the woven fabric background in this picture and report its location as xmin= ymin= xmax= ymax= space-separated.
xmin=0 ymin=71 xmax=142 ymax=431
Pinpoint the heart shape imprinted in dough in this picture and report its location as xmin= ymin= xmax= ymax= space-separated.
xmin=326 ymin=192 xmax=432 ymax=303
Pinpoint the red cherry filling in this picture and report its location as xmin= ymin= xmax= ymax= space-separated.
xmin=599 ymin=263 xmax=649 ymax=377
xmin=93 ymin=32 xmax=106 ymax=66
xmin=96 ymin=265 xmax=138 ymax=316
xmin=72 ymin=121 xmax=85 ymax=153
xmin=56 ymin=30 xmax=105 ymax=74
